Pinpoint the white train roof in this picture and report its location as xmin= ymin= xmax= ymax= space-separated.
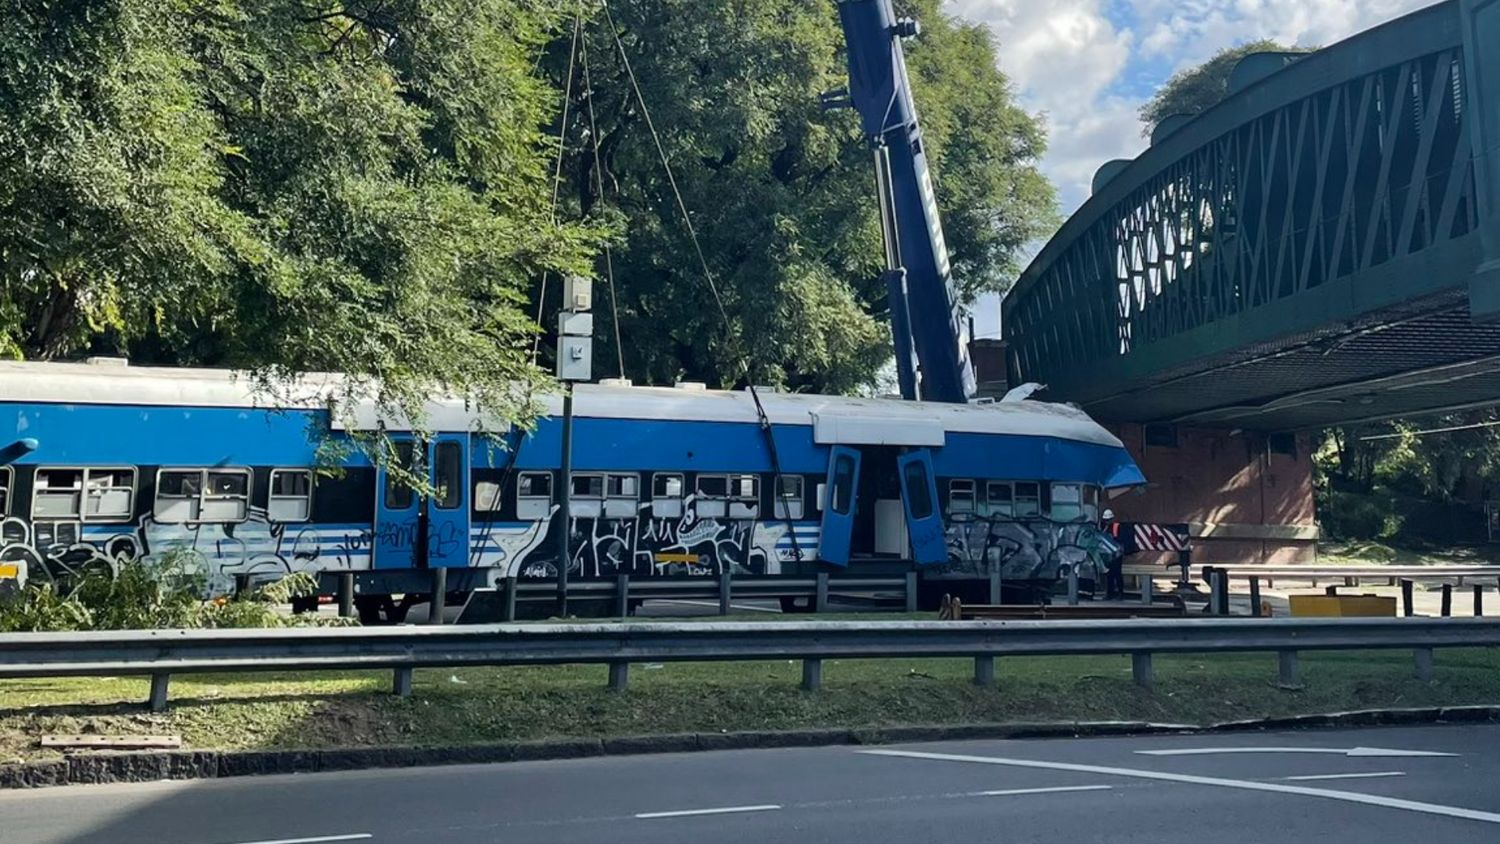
xmin=0 ymin=360 xmax=1124 ymax=448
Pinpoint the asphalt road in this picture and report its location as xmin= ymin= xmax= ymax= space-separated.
xmin=4 ymin=724 xmax=1498 ymax=844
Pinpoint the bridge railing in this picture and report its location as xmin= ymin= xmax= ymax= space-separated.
xmin=1002 ymin=0 xmax=1493 ymax=403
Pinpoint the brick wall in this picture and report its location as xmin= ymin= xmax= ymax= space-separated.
xmin=1107 ymin=423 xmax=1317 ymax=564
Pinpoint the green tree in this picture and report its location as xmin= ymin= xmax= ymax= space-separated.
xmin=545 ymin=0 xmax=1055 ymax=393
xmin=1139 ymin=40 xmax=1315 ymax=134
xmin=0 ymin=0 xmax=598 ymax=432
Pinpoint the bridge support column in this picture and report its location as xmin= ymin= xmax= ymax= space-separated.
xmin=1463 ymin=0 xmax=1500 ymax=318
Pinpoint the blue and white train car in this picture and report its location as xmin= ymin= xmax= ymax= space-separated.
xmin=0 ymin=359 xmax=1144 ymax=615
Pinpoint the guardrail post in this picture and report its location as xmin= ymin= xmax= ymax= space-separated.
xmin=338 ymin=572 xmax=354 ymax=618
xmin=1249 ymin=576 xmax=1262 ymax=618
xmin=503 ymin=575 xmax=518 ymax=622
xmin=905 ymin=571 xmax=918 ymax=614
xmin=988 ymin=571 xmax=1002 ymax=604
xmin=1278 ymin=650 xmax=1299 ymax=687
xmin=1414 ymin=648 xmax=1435 ymax=682
xmin=1141 ymin=573 xmax=1154 ymax=605
xmin=1401 ymin=579 xmax=1415 ymax=617
xmin=1208 ymin=568 xmax=1223 ymax=615
xmin=608 ymin=662 xmax=629 ymax=692
xmin=1441 ymin=584 xmax=1453 ymax=618
xmin=148 ymin=673 xmax=170 ymax=713
xmin=1475 ymin=584 xmax=1485 ymax=617
xmin=1066 ymin=567 xmax=1079 ymax=606
xmin=430 ymin=567 xmax=447 ymax=625
xmin=801 ymin=658 xmax=822 ymax=691
xmin=719 ymin=571 xmax=732 ymax=615
xmin=1131 ymin=652 xmax=1153 ymax=690
xmin=616 ymin=574 xmax=630 ymax=619
xmin=973 ymin=655 xmax=995 ymax=687
xmin=815 ymin=573 xmax=829 ymax=613
xmin=393 ymin=667 xmax=413 ymax=698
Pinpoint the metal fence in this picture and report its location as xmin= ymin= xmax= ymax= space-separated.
xmin=2 ymin=616 xmax=1495 ymax=712
xmin=1198 ymin=565 xmax=1500 ymax=618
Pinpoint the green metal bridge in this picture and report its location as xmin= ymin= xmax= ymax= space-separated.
xmin=1002 ymin=0 xmax=1500 ymax=431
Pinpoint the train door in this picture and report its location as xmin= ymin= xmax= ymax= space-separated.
xmin=897 ymin=449 xmax=946 ymax=564
xmin=426 ymin=434 xmax=470 ymax=568
xmin=374 ymin=435 xmax=420 ymax=570
xmin=817 ymin=446 xmax=861 ymax=566
xmin=373 ymin=433 xmax=471 ymax=569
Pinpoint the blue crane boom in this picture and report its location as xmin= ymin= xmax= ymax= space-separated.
xmin=834 ymin=0 xmax=976 ymax=403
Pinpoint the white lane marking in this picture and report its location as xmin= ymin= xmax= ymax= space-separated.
xmin=1281 ymin=772 xmax=1407 ymax=782
xmin=973 ymin=785 xmax=1113 ymax=797
xmin=635 ymin=804 xmax=781 ymax=820
xmin=859 ymin=749 xmax=1500 ymax=825
xmin=656 ymin=600 xmax=782 ymax=614
xmin=224 ymin=835 xmax=373 ymax=844
xmin=1137 ymin=747 xmax=1457 ymax=758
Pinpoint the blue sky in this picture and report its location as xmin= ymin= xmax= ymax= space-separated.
xmin=943 ymin=0 xmax=1445 ymax=337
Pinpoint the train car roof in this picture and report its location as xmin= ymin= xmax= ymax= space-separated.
xmin=0 ymin=360 xmax=1123 ymax=449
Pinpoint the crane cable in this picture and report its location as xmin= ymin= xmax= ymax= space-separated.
xmin=600 ymin=0 xmax=806 ymax=568
xmin=579 ymin=25 xmax=627 ymax=380
xmin=531 ymin=3 xmax=586 ymax=363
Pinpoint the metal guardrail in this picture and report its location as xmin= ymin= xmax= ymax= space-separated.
xmin=1200 ymin=565 xmax=1500 ymax=581
xmin=1197 ymin=565 xmax=1500 ymax=619
xmin=2 ymin=616 xmax=1496 ymax=712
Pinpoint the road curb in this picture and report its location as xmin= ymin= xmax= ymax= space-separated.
xmin=2 ymin=706 xmax=1495 ymax=790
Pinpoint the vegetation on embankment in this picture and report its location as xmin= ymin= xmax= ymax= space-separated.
xmin=0 ymin=557 xmax=349 ymax=632
xmin=3 ymin=648 xmax=1496 ymax=764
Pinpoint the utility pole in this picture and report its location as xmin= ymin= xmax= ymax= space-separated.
xmin=555 ymin=275 xmax=594 ymax=616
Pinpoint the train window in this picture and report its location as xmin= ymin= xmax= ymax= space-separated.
xmin=1014 ymin=482 xmax=1041 ymax=516
xmin=904 ymin=462 xmax=934 ymax=520
xmin=474 ymin=481 xmax=503 ymax=511
xmin=728 ymin=474 xmax=760 ymax=519
xmin=1082 ymin=485 xmax=1100 ymax=522
xmin=830 ymin=456 xmax=854 ymax=515
xmin=0 ymin=466 xmax=10 ymax=515
xmin=86 ymin=469 xmax=135 ymax=519
xmin=155 ymin=468 xmax=249 ymax=523
xmin=33 ymin=469 xmax=82 ymax=519
xmin=202 ymin=470 xmax=251 ymax=522
xmin=984 ymin=481 xmax=1013 ymax=517
xmin=651 ymin=473 xmax=684 ymax=519
xmin=268 ymin=469 xmax=314 ymax=522
xmin=947 ymin=479 xmax=975 ymax=515
xmin=571 ymin=473 xmax=605 ymax=518
xmin=433 ymin=442 xmax=462 ymax=510
xmin=773 ymin=475 xmax=804 ymax=520
xmin=695 ymin=474 xmax=728 ymax=518
xmin=384 ymin=441 xmax=416 ymax=510
xmin=1049 ymin=482 xmax=1084 ymax=522
xmin=33 ymin=468 xmax=135 ymax=522
xmin=516 ymin=472 xmax=553 ymax=520
xmin=155 ymin=470 xmax=202 ymax=521
xmin=605 ymin=474 xmax=639 ymax=518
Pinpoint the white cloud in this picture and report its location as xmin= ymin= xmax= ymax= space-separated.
xmin=943 ymin=0 xmax=1445 ymax=216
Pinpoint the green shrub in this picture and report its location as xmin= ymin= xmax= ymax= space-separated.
xmin=0 ymin=554 xmax=356 ymax=632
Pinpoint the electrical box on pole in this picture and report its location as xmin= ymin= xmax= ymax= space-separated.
xmin=554 ymin=275 xmax=593 ymax=615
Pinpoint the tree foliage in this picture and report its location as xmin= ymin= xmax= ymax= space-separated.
xmin=0 ymin=0 xmax=598 ymax=429
xmin=544 ymin=0 xmax=1056 ymax=393
xmin=1139 ymin=39 xmax=1315 ymax=134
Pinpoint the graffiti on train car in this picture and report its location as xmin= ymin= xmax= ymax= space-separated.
xmin=942 ymin=514 xmax=1108 ymax=583
xmin=489 ymin=495 xmax=813 ymax=582
xmin=0 ymin=512 xmax=372 ymax=595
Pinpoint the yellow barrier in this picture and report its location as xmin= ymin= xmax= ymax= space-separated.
xmin=1289 ymin=594 xmax=1397 ymax=617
